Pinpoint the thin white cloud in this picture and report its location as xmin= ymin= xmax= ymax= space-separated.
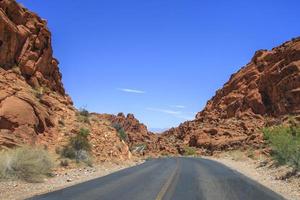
xmin=117 ymin=88 xmax=146 ymax=94
xmin=146 ymin=107 xmax=181 ymax=115
xmin=174 ymin=114 xmax=194 ymax=120
xmin=147 ymin=107 xmax=194 ymax=121
xmin=171 ymin=105 xmax=186 ymax=109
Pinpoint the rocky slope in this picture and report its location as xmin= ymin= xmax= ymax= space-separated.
xmin=97 ymin=113 xmax=180 ymax=156
xmin=0 ymin=0 xmax=131 ymax=161
xmin=164 ymin=37 xmax=300 ymax=155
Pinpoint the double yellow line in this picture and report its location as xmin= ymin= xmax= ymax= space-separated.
xmin=155 ymin=159 xmax=180 ymax=200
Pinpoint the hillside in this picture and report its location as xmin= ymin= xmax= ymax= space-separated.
xmin=0 ymin=0 xmax=134 ymax=161
xmin=164 ymin=37 xmax=300 ymax=154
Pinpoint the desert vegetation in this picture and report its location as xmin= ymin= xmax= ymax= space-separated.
xmin=112 ymin=123 xmax=128 ymax=142
xmin=60 ymin=128 xmax=93 ymax=166
xmin=263 ymin=121 xmax=300 ymax=170
xmin=0 ymin=146 xmax=54 ymax=182
xmin=77 ymin=108 xmax=90 ymax=124
xmin=183 ymin=147 xmax=197 ymax=156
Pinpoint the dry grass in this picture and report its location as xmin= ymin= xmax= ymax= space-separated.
xmin=0 ymin=146 xmax=54 ymax=182
xmin=225 ymin=150 xmax=247 ymax=161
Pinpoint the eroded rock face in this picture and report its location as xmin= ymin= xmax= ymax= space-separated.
xmin=0 ymin=0 xmax=132 ymax=161
xmin=98 ymin=113 xmax=152 ymax=149
xmin=0 ymin=0 xmax=68 ymax=147
xmin=0 ymin=0 xmax=65 ymax=94
xmin=164 ymin=38 xmax=300 ymax=154
xmin=199 ymin=38 xmax=300 ymax=119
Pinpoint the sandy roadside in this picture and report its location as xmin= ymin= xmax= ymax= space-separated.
xmin=0 ymin=160 xmax=143 ymax=200
xmin=205 ymin=155 xmax=300 ymax=200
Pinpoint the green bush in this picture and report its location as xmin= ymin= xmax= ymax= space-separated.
xmin=79 ymin=108 xmax=90 ymax=117
xmin=184 ymin=147 xmax=197 ymax=156
xmin=112 ymin=123 xmax=122 ymax=131
xmin=61 ymin=128 xmax=93 ymax=165
xmin=0 ymin=146 xmax=54 ymax=182
xmin=263 ymin=124 xmax=300 ymax=170
xmin=77 ymin=108 xmax=90 ymax=124
xmin=118 ymin=129 xmax=128 ymax=141
xmin=112 ymin=123 xmax=128 ymax=142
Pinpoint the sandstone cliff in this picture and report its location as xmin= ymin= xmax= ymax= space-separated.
xmin=164 ymin=37 xmax=300 ymax=155
xmin=0 ymin=0 xmax=131 ymax=161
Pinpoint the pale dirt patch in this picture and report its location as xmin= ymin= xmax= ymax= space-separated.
xmin=0 ymin=160 xmax=143 ymax=200
xmin=205 ymin=154 xmax=300 ymax=200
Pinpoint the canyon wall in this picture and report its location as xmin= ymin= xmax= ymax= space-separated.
xmin=0 ymin=0 xmax=131 ymax=161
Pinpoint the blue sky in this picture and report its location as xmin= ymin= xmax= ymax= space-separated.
xmin=19 ymin=0 xmax=300 ymax=130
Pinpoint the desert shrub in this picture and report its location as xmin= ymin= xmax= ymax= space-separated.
xmin=61 ymin=128 xmax=93 ymax=165
xmin=0 ymin=146 xmax=54 ymax=182
xmin=117 ymin=129 xmax=128 ymax=141
xmin=263 ymin=124 xmax=300 ymax=170
xmin=112 ymin=123 xmax=128 ymax=142
xmin=184 ymin=147 xmax=197 ymax=156
xmin=77 ymin=108 xmax=90 ymax=124
xmin=60 ymin=159 xmax=69 ymax=167
xmin=79 ymin=108 xmax=90 ymax=117
xmin=112 ymin=123 xmax=122 ymax=131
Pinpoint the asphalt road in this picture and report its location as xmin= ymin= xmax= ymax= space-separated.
xmin=29 ymin=157 xmax=285 ymax=200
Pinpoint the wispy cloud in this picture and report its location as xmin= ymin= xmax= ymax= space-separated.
xmin=117 ymin=88 xmax=146 ymax=94
xmin=146 ymin=107 xmax=181 ymax=115
xmin=175 ymin=114 xmax=194 ymax=120
xmin=147 ymin=107 xmax=194 ymax=121
xmin=170 ymin=105 xmax=186 ymax=109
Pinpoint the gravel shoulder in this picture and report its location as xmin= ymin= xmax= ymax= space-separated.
xmin=0 ymin=160 xmax=143 ymax=200
xmin=205 ymin=155 xmax=300 ymax=200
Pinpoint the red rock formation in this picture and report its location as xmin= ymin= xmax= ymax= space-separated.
xmin=164 ymin=37 xmax=300 ymax=154
xmin=0 ymin=0 xmax=70 ymax=147
xmin=0 ymin=0 xmax=65 ymax=94
xmin=96 ymin=113 xmax=180 ymax=155
xmin=98 ymin=113 xmax=152 ymax=149
xmin=0 ymin=0 xmax=131 ymax=161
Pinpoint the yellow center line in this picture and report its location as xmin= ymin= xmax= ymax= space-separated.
xmin=155 ymin=159 xmax=179 ymax=200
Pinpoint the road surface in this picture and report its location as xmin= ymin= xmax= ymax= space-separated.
xmin=29 ymin=157 xmax=285 ymax=200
